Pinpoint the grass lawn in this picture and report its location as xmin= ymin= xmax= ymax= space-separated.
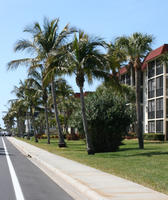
xmin=18 ymin=137 xmax=168 ymax=194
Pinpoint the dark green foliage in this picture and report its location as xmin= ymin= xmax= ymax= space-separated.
xmin=70 ymin=88 xmax=134 ymax=152
xmin=144 ymin=133 xmax=164 ymax=141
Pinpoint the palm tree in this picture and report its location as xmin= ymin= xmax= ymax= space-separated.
xmin=11 ymin=80 xmax=41 ymax=142
xmin=54 ymin=78 xmax=74 ymax=134
xmin=116 ymin=32 xmax=153 ymax=149
xmin=8 ymin=18 xmax=75 ymax=147
xmin=27 ymin=67 xmax=51 ymax=144
xmin=46 ymin=31 xmax=107 ymax=154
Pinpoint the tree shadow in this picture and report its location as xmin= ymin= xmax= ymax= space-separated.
xmin=0 ymin=147 xmax=13 ymax=156
xmin=131 ymin=151 xmax=168 ymax=157
xmin=0 ymin=147 xmax=6 ymax=156
xmin=98 ymin=150 xmax=168 ymax=158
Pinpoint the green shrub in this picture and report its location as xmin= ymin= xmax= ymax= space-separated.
xmin=125 ymin=132 xmax=137 ymax=139
xmin=144 ymin=133 xmax=164 ymax=141
xmin=70 ymin=87 xmax=134 ymax=152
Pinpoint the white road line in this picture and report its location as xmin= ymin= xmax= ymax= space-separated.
xmin=2 ymin=138 xmax=25 ymax=200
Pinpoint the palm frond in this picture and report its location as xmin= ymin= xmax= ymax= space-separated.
xmin=7 ymin=58 xmax=32 ymax=70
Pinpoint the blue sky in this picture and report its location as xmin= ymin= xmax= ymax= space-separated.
xmin=0 ymin=0 xmax=168 ymax=127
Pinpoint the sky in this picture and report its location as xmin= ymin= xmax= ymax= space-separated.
xmin=0 ymin=0 xmax=168 ymax=127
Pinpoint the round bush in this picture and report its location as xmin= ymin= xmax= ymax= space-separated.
xmin=70 ymin=87 xmax=134 ymax=152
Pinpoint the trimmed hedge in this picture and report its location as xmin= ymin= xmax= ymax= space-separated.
xmin=144 ymin=133 xmax=164 ymax=141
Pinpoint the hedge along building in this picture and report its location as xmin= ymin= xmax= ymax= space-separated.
xmin=119 ymin=44 xmax=168 ymax=139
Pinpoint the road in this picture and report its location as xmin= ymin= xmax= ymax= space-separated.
xmin=0 ymin=137 xmax=74 ymax=200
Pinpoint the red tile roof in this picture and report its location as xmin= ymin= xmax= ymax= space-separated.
xmin=142 ymin=44 xmax=168 ymax=70
xmin=114 ymin=44 xmax=168 ymax=75
xmin=74 ymin=92 xmax=93 ymax=98
xmin=119 ymin=66 xmax=127 ymax=75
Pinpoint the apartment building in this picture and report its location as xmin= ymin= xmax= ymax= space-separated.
xmin=120 ymin=44 xmax=168 ymax=139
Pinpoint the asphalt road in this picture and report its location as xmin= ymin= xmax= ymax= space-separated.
xmin=0 ymin=137 xmax=74 ymax=200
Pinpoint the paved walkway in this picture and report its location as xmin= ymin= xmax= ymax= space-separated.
xmin=8 ymin=137 xmax=168 ymax=200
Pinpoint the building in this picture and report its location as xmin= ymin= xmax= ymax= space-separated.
xmin=119 ymin=44 xmax=168 ymax=139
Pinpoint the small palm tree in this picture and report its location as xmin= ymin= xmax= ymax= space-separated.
xmin=27 ymin=67 xmax=51 ymax=144
xmin=116 ymin=32 xmax=153 ymax=149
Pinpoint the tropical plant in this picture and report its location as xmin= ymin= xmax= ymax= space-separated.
xmin=115 ymin=32 xmax=153 ymax=149
xmin=26 ymin=67 xmax=51 ymax=143
xmin=53 ymin=31 xmax=107 ymax=154
xmin=8 ymin=17 xmax=75 ymax=147
xmin=70 ymin=87 xmax=133 ymax=152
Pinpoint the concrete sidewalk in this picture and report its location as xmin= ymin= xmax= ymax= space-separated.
xmin=8 ymin=137 xmax=168 ymax=200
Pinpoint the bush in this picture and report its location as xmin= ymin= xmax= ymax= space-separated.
xmin=39 ymin=134 xmax=58 ymax=139
xmin=70 ymin=87 xmax=134 ymax=152
xmin=125 ymin=132 xmax=137 ymax=139
xmin=144 ymin=133 xmax=164 ymax=141
xmin=66 ymin=134 xmax=80 ymax=140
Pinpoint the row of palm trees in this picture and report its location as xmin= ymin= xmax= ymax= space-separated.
xmin=5 ymin=17 xmax=154 ymax=154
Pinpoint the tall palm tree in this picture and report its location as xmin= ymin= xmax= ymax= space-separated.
xmin=116 ymin=32 xmax=153 ymax=149
xmin=8 ymin=18 xmax=75 ymax=147
xmin=46 ymin=31 xmax=107 ymax=154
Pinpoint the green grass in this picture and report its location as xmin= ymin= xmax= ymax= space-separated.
xmin=18 ymin=137 xmax=168 ymax=194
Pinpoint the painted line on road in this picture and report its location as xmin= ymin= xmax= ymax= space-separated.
xmin=2 ymin=138 xmax=25 ymax=200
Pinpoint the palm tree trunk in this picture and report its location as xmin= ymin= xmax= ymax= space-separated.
xmin=17 ymin=117 xmax=21 ymax=137
xmin=44 ymin=102 xmax=50 ymax=144
xmin=26 ymin=112 xmax=30 ymax=140
xmin=79 ymin=87 xmax=94 ymax=154
xmin=135 ymin=67 xmax=144 ymax=149
xmin=51 ymin=80 xmax=66 ymax=147
xmin=31 ymin=111 xmax=38 ymax=143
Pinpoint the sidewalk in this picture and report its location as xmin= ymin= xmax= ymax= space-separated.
xmin=8 ymin=137 xmax=168 ymax=200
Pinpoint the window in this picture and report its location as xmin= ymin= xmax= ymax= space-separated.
xmin=148 ymin=61 xmax=155 ymax=78
xmin=156 ymin=120 xmax=163 ymax=133
xmin=156 ymin=59 xmax=163 ymax=75
xmin=141 ymin=71 xmax=143 ymax=86
xmin=121 ymin=74 xmax=125 ymax=84
xmin=167 ymin=99 xmax=168 ymax=118
xmin=148 ymin=79 xmax=155 ymax=98
xmin=166 ymin=76 xmax=168 ymax=96
xmin=156 ymin=76 xmax=163 ymax=97
xmin=156 ymin=98 xmax=163 ymax=118
xmin=148 ymin=100 xmax=155 ymax=119
xmin=166 ymin=63 xmax=168 ymax=74
xmin=148 ymin=121 xmax=155 ymax=133
xmin=140 ymin=88 xmax=143 ymax=103
xmin=126 ymin=73 xmax=131 ymax=85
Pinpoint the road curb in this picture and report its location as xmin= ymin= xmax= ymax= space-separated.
xmin=8 ymin=137 xmax=109 ymax=200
